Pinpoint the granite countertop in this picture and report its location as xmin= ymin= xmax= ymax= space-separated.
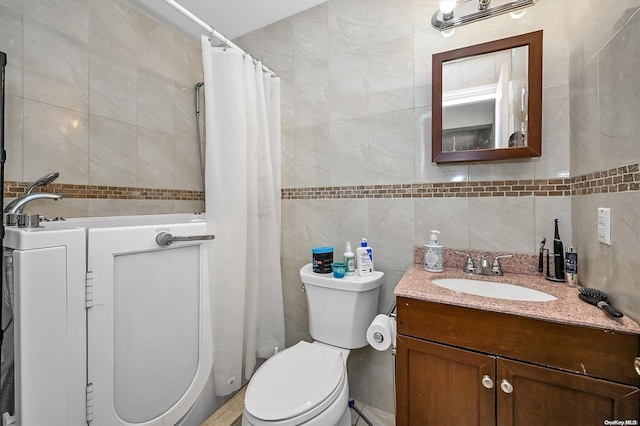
xmin=395 ymin=263 xmax=640 ymax=335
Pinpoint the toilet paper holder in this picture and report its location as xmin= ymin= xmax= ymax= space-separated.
xmin=386 ymin=302 xmax=397 ymax=317
xmin=387 ymin=302 xmax=397 ymax=355
xmin=372 ymin=302 xmax=397 ymax=343
xmin=367 ymin=302 xmax=398 ymax=355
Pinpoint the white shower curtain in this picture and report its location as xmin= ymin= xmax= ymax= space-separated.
xmin=201 ymin=36 xmax=285 ymax=397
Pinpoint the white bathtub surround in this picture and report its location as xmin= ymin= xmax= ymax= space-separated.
xmin=201 ymin=37 xmax=285 ymax=397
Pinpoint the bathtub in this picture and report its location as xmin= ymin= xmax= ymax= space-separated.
xmin=3 ymin=213 xmax=215 ymax=425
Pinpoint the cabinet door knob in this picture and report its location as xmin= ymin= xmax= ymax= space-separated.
xmin=500 ymin=379 xmax=514 ymax=394
xmin=635 ymin=357 xmax=640 ymax=376
xmin=481 ymin=375 xmax=494 ymax=389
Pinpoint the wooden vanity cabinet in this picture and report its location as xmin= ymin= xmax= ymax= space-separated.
xmin=395 ymin=296 xmax=640 ymax=426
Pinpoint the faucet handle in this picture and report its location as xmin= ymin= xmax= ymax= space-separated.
xmin=491 ymin=254 xmax=513 ymax=276
xmin=454 ymin=251 xmax=476 ymax=273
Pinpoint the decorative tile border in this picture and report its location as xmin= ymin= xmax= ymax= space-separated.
xmin=282 ymin=163 xmax=640 ymax=200
xmin=570 ymin=163 xmax=639 ymax=195
xmin=5 ymin=163 xmax=636 ymax=202
xmin=4 ymin=181 xmax=204 ymax=201
xmin=282 ymin=179 xmax=571 ymax=200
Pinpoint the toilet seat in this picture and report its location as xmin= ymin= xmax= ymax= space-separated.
xmin=244 ymin=341 xmax=346 ymax=424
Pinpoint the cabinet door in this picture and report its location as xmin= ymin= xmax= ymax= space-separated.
xmin=396 ymin=335 xmax=496 ymax=426
xmin=497 ymin=358 xmax=640 ymax=426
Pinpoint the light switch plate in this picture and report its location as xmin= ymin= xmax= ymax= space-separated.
xmin=597 ymin=207 xmax=611 ymax=245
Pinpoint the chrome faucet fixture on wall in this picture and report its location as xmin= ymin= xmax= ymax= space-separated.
xmin=432 ymin=0 xmax=536 ymax=31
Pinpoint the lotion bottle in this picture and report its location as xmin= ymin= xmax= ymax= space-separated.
xmin=424 ymin=230 xmax=444 ymax=272
xmin=344 ymin=242 xmax=355 ymax=275
xmin=356 ymin=238 xmax=374 ymax=276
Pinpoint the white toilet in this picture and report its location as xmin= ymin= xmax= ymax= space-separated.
xmin=242 ymin=263 xmax=384 ymax=426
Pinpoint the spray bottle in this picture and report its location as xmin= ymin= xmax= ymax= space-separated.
xmin=344 ymin=242 xmax=355 ymax=275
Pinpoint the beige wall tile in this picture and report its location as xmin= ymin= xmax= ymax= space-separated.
xmin=597 ymin=11 xmax=640 ymax=169
xmin=23 ymin=0 xmax=89 ymax=42
xmin=293 ymin=123 xmax=330 ymax=187
xmin=0 ymin=4 xmax=23 ymax=96
xmin=415 ymin=197 xmax=470 ymax=250
xmin=174 ymin=134 xmax=202 ymax=191
xmin=534 ymin=84 xmax=571 ymax=179
xmin=137 ymin=69 xmax=175 ymax=135
xmin=23 ymin=99 xmax=89 ymax=184
xmin=89 ymin=51 xmax=138 ymax=124
xmin=368 ymin=109 xmax=414 ymax=184
xmin=4 ymin=95 xmax=23 ymax=181
xmin=328 ymin=118 xmax=369 ymax=186
xmin=469 ymin=197 xmax=535 ymax=253
xmin=22 ymin=17 xmax=89 ymax=112
xmin=174 ymin=200 xmax=204 ymax=214
xmin=18 ymin=197 xmax=88 ymax=219
xmin=570 ymin=59 xmax=599 ymax=176
xmin=89 ymin=115 xmax=137 ymax=187
xmin=89 ymin=198 xmax=137 ymax=217
xmin=368 ymin=198 xmax=415 ymax=271
xmin=88 ymin=0 xmax=137 ymax=62
xmin=134 ymin=199 xmax=175 ymax=215
xmin=137 ymin=12 xmax=175 ymax=79
xmin=281 ymin=258 xmax=308 ymax=324
xmin=138 ymin=127 xmax=174 ymax=189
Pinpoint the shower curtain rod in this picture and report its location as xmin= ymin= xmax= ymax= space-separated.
xmin=161 ymin=0 xmax=276 ymax=76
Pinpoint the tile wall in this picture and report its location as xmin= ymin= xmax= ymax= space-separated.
xmin=236 ymin=0 xmax=576 ymax=413
xmin=0 ymin=0 xmax=204 ymax=217
xmin=565 ymin=1 xmax=640 ymax=322
xmin=2 ymin=0 xmax=638 ymax=417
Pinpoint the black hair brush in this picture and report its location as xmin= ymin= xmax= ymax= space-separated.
xmin=578 ymin=287 xmax=623 ymax=318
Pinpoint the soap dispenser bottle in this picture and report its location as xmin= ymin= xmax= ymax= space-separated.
xmin=356 ymin=238 xmax=374 ymax=276
xmin=424 ymin=230 xmax=444 ymax=273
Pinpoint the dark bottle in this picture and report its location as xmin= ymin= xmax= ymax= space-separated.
xmin=553 ymin=218 xmax=564 ymax=280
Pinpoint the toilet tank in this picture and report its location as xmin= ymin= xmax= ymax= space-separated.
xmin=299 ymin=263 xmax=384 ymax=349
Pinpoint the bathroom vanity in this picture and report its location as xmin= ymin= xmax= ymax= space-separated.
xmin=394 ymin=264 xmax=640 ymax=425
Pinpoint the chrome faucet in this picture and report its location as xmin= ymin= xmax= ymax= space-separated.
xmin=454 ymin=251 xmax=513 ymax=276
xmin=490 ymin=255 xmax=513 ymax=276
xmin=4 ymin=192 xmax=63 ymax=215
xmin=4 ymin=172 xmax=62 ymax=215
xmin=454 ymin=251 xmax=477 ymax=273
xmin=25 ymin=172 xmax=59 ymax=195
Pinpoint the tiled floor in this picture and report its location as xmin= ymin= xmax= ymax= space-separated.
xmin=350 ymin=400 xmax=395 ymax=426
xmin=201 ymin=390 xmax=395 ymax=426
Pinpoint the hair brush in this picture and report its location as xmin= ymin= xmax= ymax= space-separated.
xmin=578 ymin=287 xmax=623 ymax=318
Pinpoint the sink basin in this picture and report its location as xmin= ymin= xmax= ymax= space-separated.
xmin=431 ymin=278 xmax=557 ymax=302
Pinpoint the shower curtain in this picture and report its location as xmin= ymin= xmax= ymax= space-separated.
xmin=201 ymin=36 xmax=285 ymax=397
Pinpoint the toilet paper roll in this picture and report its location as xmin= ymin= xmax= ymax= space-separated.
xmin=366 ymin=314 xmax=397 ymax=351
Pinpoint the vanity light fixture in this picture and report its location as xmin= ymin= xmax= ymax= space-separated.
xmin=432 ymin=0 xmax=536 ymax=31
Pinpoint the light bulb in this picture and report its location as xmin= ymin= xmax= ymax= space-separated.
xmin=441 ymin=28 xmax=455 ymax=38
xmin=510 ymin=9 xmax=527 ymax=19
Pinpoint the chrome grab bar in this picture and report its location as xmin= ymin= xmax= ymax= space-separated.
xmin=155 ymin=232 xmax=215 ymax=246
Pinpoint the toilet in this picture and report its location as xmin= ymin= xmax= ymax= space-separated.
xmin=242 ymin=263 xmax=384 ymax=426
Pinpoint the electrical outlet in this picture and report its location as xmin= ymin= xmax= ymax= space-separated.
xmin=597 ymin=207 xmax=611 ymax=245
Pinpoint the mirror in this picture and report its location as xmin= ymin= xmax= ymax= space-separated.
xmin=432 ymin=30 xmax=542 ymax=164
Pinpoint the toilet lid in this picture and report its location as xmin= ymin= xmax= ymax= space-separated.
xmin=245 ymin=341 xmax=345 ymax=421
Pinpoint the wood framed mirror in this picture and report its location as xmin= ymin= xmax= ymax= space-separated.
xmin=432 ymin=30 xmax=542 ymax=164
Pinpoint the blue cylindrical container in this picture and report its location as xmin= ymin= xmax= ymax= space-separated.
xmin=312 ymin=246 xmax=334 ymax=273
